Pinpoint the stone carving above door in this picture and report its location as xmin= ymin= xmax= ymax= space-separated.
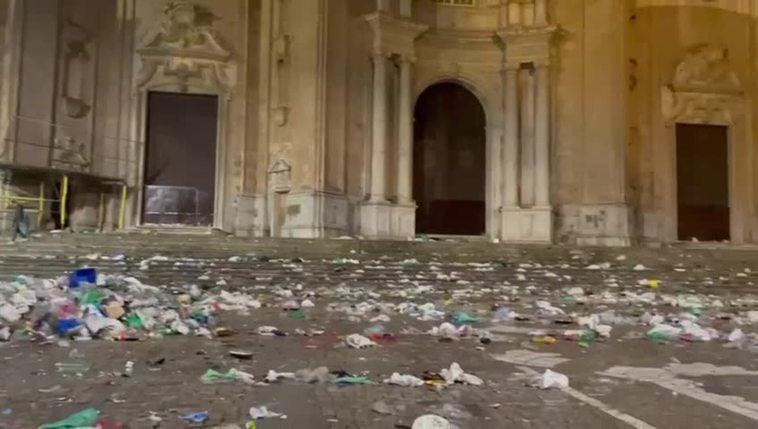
xmin=662 ymin=43 xmax=742 ymax=126
xmin=671 ymin=43 xmax=740 ymax=93
xmin=136 ymin=0 xmax=235 ymax=94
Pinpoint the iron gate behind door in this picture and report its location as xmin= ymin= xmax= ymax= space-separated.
xmin=143 ymin=185 xmax=213 ymax=226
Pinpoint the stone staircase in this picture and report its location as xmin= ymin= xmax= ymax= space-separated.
xmin=0 ymin=231 xmax=756 ymax=295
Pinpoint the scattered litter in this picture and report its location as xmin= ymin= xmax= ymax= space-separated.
xmin=384 ymin=372 xmax=424 ymax=387
xmin=249 ymin=406 xmax=286 ymax=420
xmin=441 ymin=362 xmax=483 ymax=386
xmin=179 ymin=411 xmax=209 ymax=424
xmin=412 ymin=415 xmax=452 ymax=429
xmin=229 ymin=350 xmax=254 ymax=360
xmin=538 ymin=369 xmax=569 ymax=389
xmin=345 ymin=333 xmax=377 ymax=349
xmin=201 ymin=368 xmax=256 ymax=384
xmin=39 ymin=408 xmax=100 ymax=429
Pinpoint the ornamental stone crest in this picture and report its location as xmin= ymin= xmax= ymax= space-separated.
xmin=671 ymin=44 xmax=740 ymax=93
xmin=136 ymin=1 xmax=234 ymax=93
xmin=662 ymin=44 xmax=742 ymax=126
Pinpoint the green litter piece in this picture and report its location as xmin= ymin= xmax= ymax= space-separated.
xmin=334 ymin=375 xmax=372 ymax=385
xmin=125 ymin=313 xmax=143 ymax=329
xmin=647 ymin=331 xmax=669 ymax=344
xmin=290 ymin=310 xmax=306 ymax=320
xmin=689 ymin=308 xmax=703 ymax=317
xmin=455 ymin=312 xmax=479 ymax=325
xmin=39 ymin=408 xmax=100 ymax=429
xmin=82 ymin=289 xmax=102 ymax=306
xmin=201 ymin=369 xmax=240 ymax=383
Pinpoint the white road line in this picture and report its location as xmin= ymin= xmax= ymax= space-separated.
xmin=601 ymin=365 xmax=758 ymax=422
xmin=517 ymin=366 xmax=658 ymax=429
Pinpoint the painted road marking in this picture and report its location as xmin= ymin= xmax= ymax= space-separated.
xmin=491 ymin=349 xmax=570 ymax=368
xmin=517 ymin=366 xmax=658 ymax=429
xmin=600 ymin=364 xmax=758 ymax=422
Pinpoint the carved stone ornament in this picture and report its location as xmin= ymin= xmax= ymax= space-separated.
xmin=268 ymin=159 xmax=292 ymax=194
xmin=671 ymin=44 xmax=740 ymax=93
xmin=52 ymin=136 xmax=90 ymax=172
xmin=136 ymin=1 xmax=235 ymax=94
xmin=662 ymin=44 xmax=742 ymax=126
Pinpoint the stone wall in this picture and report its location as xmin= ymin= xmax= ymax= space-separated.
xmin=1 ymin=0 xmax=757 ymax=244
xmin=629 ymin=3 xmax=757 ymax=243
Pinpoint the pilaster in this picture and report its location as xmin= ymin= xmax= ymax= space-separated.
xmin=361 ymin=11 xmax=427 ymax=239
xmin=496 ymin=14 xmax=558 ymax=243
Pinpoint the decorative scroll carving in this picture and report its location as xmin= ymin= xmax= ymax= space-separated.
xmin=136 ymin=1 xmax=234 ymax=93
xmin=61 ymin=20 xmax=93 ymax=118
xmin=662 ymin=44 xmax=742 ymax=126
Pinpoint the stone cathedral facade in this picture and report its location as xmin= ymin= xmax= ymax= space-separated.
xmin=1 ymin=0 xmax=757 ymax=245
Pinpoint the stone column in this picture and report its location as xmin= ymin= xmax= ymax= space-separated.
xmin=396 ymin=56 xmax=413 ymax=204
xmin=507 ymin=1 xmax=521 ymax=26
xmin=534 ymin=64 xmax=550 ymax=207
xmin=519 ymin=66 xmax=535 ymax=207
xmin=521 ymin=1 xmax=535 ymax=27
xmin=534 ymin=0 xmax=547 ymax=26
xmin=399 ymin=0 xmax=412 ymax=17
xmin=369 ymin=52 xmax=388 ymax=203
xmin=503 ymin=66 xmax=519 ymax=208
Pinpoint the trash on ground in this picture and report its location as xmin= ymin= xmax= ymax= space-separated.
xmin=538 ymin=369 xmax=569 ymax=389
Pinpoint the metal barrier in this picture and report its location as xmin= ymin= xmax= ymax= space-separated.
xmin=142 ymin=185 xmax=213 ymax=226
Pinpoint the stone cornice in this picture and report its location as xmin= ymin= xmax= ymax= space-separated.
xmin=496 ymin=25 xmax=560 ymax=67
xmin=364 ymin=12 xmax=429 ymax=57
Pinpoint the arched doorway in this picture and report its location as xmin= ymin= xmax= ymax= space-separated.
xmin=413 ymin=82 xmax=486 ymax=235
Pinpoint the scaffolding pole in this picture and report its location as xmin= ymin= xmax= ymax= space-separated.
xmin=37 ymin=181 xmax=44 ymax=227
xmin=60 ymin=175 xmax=69 ymax=229
xmin=118 ymin=184 xmax=127 ymax=230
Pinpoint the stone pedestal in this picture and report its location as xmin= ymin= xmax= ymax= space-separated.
xmin=360 ymin=200 xmax=392 ymax=239
xmin=501 ymin=207 xmax=552 ymax=243
xmin=360 ymin=201 xmax=416 ymax=240
xmin=559 ymin=203 xmax=632 ymax=246
xmin=390 ymin=202 xmax=416 ymax=239
xmin=279 ymin=191 xmax=350 ymax=238
xmin=232 ymin=194 xmax=266 ymax=237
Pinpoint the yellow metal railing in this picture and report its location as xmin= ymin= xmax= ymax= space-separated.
xmin=2 ymin=175 xmax=128 ymax=232
xmin=0 ymin=177 xmax=55 ymax=229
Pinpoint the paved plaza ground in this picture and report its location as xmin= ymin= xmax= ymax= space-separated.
xmin=1 ymin=232 xmax=758 ymax=428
